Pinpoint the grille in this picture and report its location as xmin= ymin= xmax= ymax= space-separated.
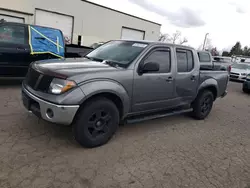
xmin=25 ymin=67 xmax=53 ymax=92
xmin=26 ymin=68 xmax=40 ymax=89
xmin=230 ymin=75 xmax=239 ymax=79
xmin=37 ymin=75 xmax=53 ymax=92
xmin=230 ymin=72 xmax=240 ymax=75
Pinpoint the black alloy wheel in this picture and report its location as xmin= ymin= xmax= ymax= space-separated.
xmin=192 ymin=90 xmax=214 ymax=120
xmin=73 ymin=97 xmax=119 ymax=148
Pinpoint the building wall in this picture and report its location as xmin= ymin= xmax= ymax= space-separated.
xmin=0 ymin=0 xmax=161 ymax=46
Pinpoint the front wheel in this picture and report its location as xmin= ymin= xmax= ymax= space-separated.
xmin=191 ymin=90 xmax=214 ymax=120
xmin=73 ymin=97 xmax=119 ymax=148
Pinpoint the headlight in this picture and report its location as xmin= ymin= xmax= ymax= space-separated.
xmin=241 ymin=73 xmax=247 ymax=76
xmin=49 ymin=78 xmax=76 ymax=94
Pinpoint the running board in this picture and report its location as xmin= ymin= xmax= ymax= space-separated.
xmin=126 ymin=108 xmax=193 ymax=124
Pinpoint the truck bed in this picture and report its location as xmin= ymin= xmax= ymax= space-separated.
xmin=200 ymin=70 xmax=229 ymax=98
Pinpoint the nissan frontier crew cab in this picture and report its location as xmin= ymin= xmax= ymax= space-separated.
xmin=22 ymin=40 xmax=229 ymax=148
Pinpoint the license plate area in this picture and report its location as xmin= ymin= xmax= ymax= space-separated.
xmin=230 ymin=75 xmax=238 ymax=79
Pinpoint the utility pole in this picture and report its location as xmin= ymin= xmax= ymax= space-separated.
xmin=202 ymin=33 xmax=209 ymax=50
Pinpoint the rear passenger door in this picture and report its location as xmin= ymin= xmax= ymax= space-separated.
xmin=175 ymin=48 xmax=199 ymax=103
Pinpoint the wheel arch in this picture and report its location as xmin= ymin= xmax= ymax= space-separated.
xmin=75 ymin=80 xmax=130 ymax=121
xmin=197 ymin=79 xmax=219 ymax=101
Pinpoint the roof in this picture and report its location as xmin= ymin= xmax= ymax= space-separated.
xmin=113 ymin=39 xmax=195 ymax=50
xmin=0 ymin=21 xmax=63 ymax=31
xmin=81 ymin=0 xmax=161 ymax=26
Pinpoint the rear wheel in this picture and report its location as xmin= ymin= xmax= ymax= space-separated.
xmin=73 ymin=97 xmax=119 ymax=148
xmin=191 ymin=90 xmax=214 ymax=120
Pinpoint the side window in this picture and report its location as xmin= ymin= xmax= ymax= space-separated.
xmin=187 ymin=50 xmax=194 ymax=71
xmin=144 ymin=49 xmax=171 ymax=73
xmin=0 ymin=25 xmax=25 ymax=45
xmin=198 ymin=52 xmax=211 ymax=62
xmin=176 ymin=49 xmax=194 ymax=72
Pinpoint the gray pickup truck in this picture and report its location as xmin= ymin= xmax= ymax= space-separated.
xmin=22 ymin=40 xmax=229 ymax=148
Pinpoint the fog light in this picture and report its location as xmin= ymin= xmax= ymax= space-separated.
xmin=46 ymin=108 xmax=54 ymax=119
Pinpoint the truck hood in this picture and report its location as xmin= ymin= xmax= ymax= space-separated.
xmin=32 ymin=58 xmax=119 ymax=77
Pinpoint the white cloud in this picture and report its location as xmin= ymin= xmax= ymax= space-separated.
xmin=88 ymin=0 xmax=250 ymax=51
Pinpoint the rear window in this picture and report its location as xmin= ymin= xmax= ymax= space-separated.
xmin=198 ymin=52 xmax=211 ymax=62
xmin=0 ymin=24 xmax=25 ymax=44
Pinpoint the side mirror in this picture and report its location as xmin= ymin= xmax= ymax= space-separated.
xmin=141 ymin=62 xmax=159 ymax=73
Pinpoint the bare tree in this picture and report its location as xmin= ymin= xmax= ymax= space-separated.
xmin=159 ymin=30 xmax=188 ymax=45
xmin=179 ymin=37 xmax=188 ymax=45
xmin=198 ymin=38 xmax=213 ymax=51
xmin=158 ymin=33 xmax=170 ymax=42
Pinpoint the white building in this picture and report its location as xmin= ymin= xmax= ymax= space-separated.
xmin=0 ymin=0 xmax=161 ymax=46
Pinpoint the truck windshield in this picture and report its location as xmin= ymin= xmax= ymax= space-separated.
xmin=86 ymin=40 xmax=148 ymax=67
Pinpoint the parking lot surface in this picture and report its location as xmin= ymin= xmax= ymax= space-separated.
xmin=0 ymin=81 xmax=250 ymax=188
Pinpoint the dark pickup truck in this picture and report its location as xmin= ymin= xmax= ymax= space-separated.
xmin=198 ymin=51 xmax=232 ymax=72
xmin=22 ymin=40 xmax=229 ymax=148
xmin=0 ymin=21 xmax=93 ymax=78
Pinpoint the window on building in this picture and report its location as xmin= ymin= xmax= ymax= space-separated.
xmin=0 ymin=25 xmax=25 ymax=44
xmin=144 ymin=49 xmax=171 ymax=73
xmin=176 ymin=49 xmax=194 ymax=72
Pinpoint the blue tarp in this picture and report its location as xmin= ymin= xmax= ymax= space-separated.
xmin=29 ymin=25 xmax=65 ymax=58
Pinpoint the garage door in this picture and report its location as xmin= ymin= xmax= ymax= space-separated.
xmin=35 ymin=9 xmax=73 ymax=44
xmin=121 ymin=27 xmax=145 ymax=40
xmin=0 ymin=14 xmax=24 ymax=23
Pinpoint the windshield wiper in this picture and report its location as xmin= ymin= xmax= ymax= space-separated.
xmin=84 ymin=56 xmax=103 ymax=62
xmin=102 ymin=60 xmax=122 ymax=68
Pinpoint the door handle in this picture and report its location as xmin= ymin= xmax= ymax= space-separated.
xmin=191 ymin=75 xmax=196 ymax=81
xmin=166 ymin=76 xmax=173 ymax=82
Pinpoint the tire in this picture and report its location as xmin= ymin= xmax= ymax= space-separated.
xmin=191 ymin=90 xmax=214 ymax=120
xmin=243 ymin=87 xmax=249 ymax=93
xmin=73 ymin=97 xmax=119 ymax=148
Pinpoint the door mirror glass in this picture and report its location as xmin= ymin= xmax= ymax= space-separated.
xmin=142 ymin=62 xmax=159 ymax=73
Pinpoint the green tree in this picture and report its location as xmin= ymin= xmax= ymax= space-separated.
xmin=242 ymin=46 xmax=250 ymax=56
xmin=222 ymin=51 xmax=229 ymax=56
xmin=229 ymin=42 xmax=243 ymax=56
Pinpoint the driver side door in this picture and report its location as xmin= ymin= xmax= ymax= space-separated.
xmin=132 ymin=46 xmax=176 ymax=112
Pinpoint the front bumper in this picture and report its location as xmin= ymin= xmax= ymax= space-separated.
xmin=229 ymin=74 xmax=246 ymax=82
xmin=22 ymin=87 xmax=79 ymax=125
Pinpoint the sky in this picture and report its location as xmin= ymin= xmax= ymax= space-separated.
xmin=88 ymin=0 xmax=250 ymax=51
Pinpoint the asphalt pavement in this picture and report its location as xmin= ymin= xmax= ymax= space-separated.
xmin=0 ymin=81 xmax=250 ymax=188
